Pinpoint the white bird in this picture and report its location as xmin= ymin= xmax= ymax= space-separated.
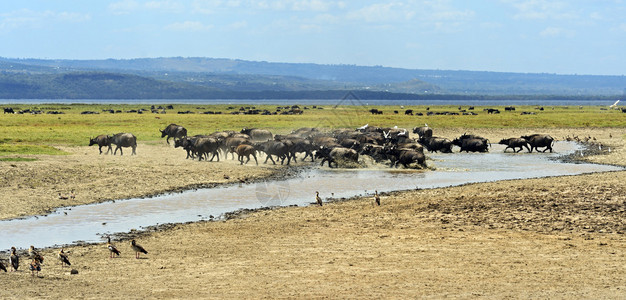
xmin=357 ymin=124 xmax=369 ymax=131
xmin=424 ymin=123 xmax=428 ymax=127
xmin=609 ymin=100 xmax=620 ymax=108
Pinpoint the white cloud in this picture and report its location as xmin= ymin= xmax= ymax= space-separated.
xmin=165 ymin=20 xmax=213 ymax=31
xmin=108 ymin=0 xmax=140 ymax=15
xmin=145 ymin=1 xmax=185 ymax=12
xmin=539 ymin=26 xmax=574 ymax=37
xmin=0 ymin=9 xmax=91 ymax=32
xmin=501 ymin=0 xmax=578 ymax=20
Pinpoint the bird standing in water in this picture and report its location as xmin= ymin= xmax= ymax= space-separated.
xmin=9 ymin=247 xmax=19 ymax=271
xmin=130 ymin=240 xmax=148 ymax=259
xmin=315 ymin=191 xmax=323 ymax=206
xmin=107 ymin=236 xmax=121 ymax=258
xmin=374 ymin=190 xmax=381 ymax=206
xmin=57 ymin=249 xmax=71 ymax=267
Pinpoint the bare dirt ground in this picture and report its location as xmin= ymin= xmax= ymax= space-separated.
xmin=0 ymin=127 xmax=625 ymax=299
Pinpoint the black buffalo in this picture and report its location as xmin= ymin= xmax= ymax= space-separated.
xmin=241 ymin=128 xmax=273 ymax=141
xmin=256 ymin=140 xmax=291 ymax=165
xmin=89 ymin=134 xmax=112 ymax=154
xmin=316 ymin=146 xmax=359 ymax=168
xmin=160 ymin=123 xmax=187 ymax=145
xmin=111 ymin=133 xmax=137 ymax=155
xmin=499 ymin=138 xmax=530 ymax=153
xmin=193 ymin=137 xmax=221 ymax=161
xmin=3 ymin=108 xmax=15 ymax=114
xmin=453 ymin=138 xmax=489 ymax=153
xmin=412 ymin=126 xmax=433 ymax=139
xmin=521 ymin=134 xmax=554 ymax=153
xmin=419 ymin=136 xmax=453 ymax=153
xmin=387 ymin=147 xmax=426 ymax=168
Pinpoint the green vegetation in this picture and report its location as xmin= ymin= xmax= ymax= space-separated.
xmin=0 ymin=103 xmax=624 ymax=156
xmin=0 ymin=157 xmax=38 ymax=162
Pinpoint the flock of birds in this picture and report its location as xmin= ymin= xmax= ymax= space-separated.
xmin=1 ymin=238 xmax=148 ymax=277
xmin=1 ymin=191 xmax=378 ymax=277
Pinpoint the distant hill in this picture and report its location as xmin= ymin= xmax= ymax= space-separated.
xmin=1 ymin=57 xmax=625 ymax=98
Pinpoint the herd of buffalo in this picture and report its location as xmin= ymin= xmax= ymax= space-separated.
xmin=89 ymin=123 xmax=555 ymax=169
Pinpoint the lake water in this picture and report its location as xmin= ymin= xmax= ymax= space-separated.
xmin=0 ymin=142 xmax=622 ymax=251
xmin=0 ymin=98 xmax=618 ymax=106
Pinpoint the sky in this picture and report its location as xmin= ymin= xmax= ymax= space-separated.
xmin=1 ymin=0 xmax=626 ymax=75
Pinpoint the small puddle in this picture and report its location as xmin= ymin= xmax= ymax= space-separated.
xmin=1 ymin=142 xmax=622 ymax=251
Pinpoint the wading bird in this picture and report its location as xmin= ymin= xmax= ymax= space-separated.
xmin=130 ymin=240 xmax=148 ymax=259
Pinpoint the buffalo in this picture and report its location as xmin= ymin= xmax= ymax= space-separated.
xmin=256 ymin=140 xmax=291 ymax=165
xmin=316 ymin=146 xmax=359 ymax=168
xmin=419 ymin=136 xmax=453 ymax=153
xmin=241 ymin=128 xmax=273 ymax=141
xmin=233 ymin=144 xmax=258 ymax=165
xmin=387 ymin=147 xmax=426 ymax=168
xmin=111 ymin=133 xmax=137 ymax=155
xmin=3 ymin=108 xmax=15 ymax=114
xmin=499 ymin=138 xmax=530 ymax=153
xmin=193 ymin=137 xmax=221 ymax=161
xmin=412 ymin=126 xmax=433 ymax=139
xmin=453 ymin=138 xmax=489 ymax=153
xmin=521 ymin=134 xmax=554 ymax=153
xmin=160 ymin=123 xmax=187 ymax=145
xmin=89 ymin=134 xmax=112 ymax=155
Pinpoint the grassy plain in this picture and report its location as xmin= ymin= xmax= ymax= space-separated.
xmin=0 ymin=103 xmax=624 ymax=156
xmin=0 ymin=103 xmax=624 ymax=298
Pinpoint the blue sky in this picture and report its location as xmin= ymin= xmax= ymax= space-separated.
xmin=1 ymin=1 xmax=625 ymax=75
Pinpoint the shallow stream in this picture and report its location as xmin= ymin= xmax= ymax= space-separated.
xmin=1 ymin=142 xmax=622 ymax=251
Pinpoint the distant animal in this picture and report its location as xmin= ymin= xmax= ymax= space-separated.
xmin=111 ymin=132 xmax=137 ymax=155
xmin=107 ymin=236 xmax=121 ymax=258
xmin=504 ymin=106 xmax=516 ymax=111
xmin=498 ymin=138 xmax=530 ymax=153
xmin=315 ymin=191 xmax=323 ymax=206
xmin=131 ymin=240 xmax=148 ymax=259
xmin=57 ymin=249 xmax=71 ymax=267
xmin=374 ymin=190 xmax=380 ymax=206
xmin=58 ymin=193 xmax=69 ymax=200
xmin=241 ymin=128 xmax=273 ymax=141
xmin=159 ymin=123 xmax=187 ymax=145
xmin=89 ymin=134 xmax=113 ymax=154
xmin=3 ymin=107 xmax=15 ymax=114
xmin=10 ymin=247 xmax=19 ymax=271
xmin=521 ymin=134 xmax=554 ymax=153
xmin=404 ymin=109 xmax=414 ymax=115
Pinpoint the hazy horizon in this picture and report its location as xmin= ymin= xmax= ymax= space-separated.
xmin=2 ymin=1 xmax=625 ymax=76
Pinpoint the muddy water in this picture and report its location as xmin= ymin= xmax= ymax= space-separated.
xmin=1 ymin=142 xmax=622 ymax=251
